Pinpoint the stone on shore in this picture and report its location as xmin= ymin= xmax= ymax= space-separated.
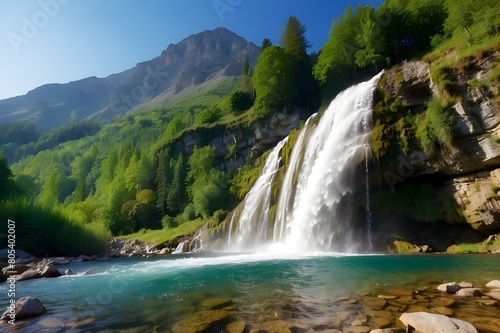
xmin=1 ymin=296 xmax=46 ymax=321
xmin=458 ymin=282 xmax=473 ymax=288
xmin=16 ymin=270 xmax=41 ymax=281
xmin=50 ymin=258 xmax=70 ymax=266
xmin=455 ymin=288 xmax=483 ymax=297
xmin=2 ymin=264 xmax=30 ymax=275
xmin=399 ymin=312 xmax=478 ymax=333
xmin=369 ymin=329 xmax=405 ymax=333
xmin=75 ymin=255 xmax=91 ymax=262
xmin=40 ymin=265 xmax=62 ymax=278
xmin=486 ymin=280 xmax=500 ymax=289
xmin=437 ymin=282 xmax=462 ymax=294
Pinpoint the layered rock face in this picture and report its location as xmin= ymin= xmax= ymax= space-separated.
xmin=376 ymin=52 xmax=500 ymax=233
xmin=166 ymin=109 xmax=303 ymax=173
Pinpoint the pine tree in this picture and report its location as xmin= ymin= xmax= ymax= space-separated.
xmin=283 ymin=16 xmax=316 ymax=109
xmin=260 ymin=38 xmax=272 ymax=52
xmin=155 ymin=148 xmax=171 ymax=215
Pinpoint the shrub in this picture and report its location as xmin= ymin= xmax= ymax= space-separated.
xmin=229 ymin=90 xmax=254 ymax=113
xmin=195 ymin=106 xmax=223 ymax=124
xmin=0 ymin=198 xmax=110 ymax=256
xmin=415 ymin=97 xmax=454 ymax=155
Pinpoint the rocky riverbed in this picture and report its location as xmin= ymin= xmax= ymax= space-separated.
xmin=1 ymin=242 xmax=499 ymax=332
xmin=157 ymin=278 xmax=500 ymax=333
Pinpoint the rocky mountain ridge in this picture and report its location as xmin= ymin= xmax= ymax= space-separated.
xmin=0 ymin=28 xmax=260 ymax=130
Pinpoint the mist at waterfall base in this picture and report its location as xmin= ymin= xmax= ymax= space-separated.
xmin=228 ymin=73 xmax=383 ymax=254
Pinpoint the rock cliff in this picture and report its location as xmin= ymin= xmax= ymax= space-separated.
xmin=164 ymin=109 xmax=305 ymax=173
xmin=373 ymin=51 xmax=500 ymax=236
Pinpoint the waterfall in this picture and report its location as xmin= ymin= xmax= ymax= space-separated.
xmin=228 ymin=73 xmax=382 ymax=253
xmin=228 ymin=138 xmax=288 ymax=250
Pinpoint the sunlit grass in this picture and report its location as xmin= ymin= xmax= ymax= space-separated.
xmin=447 ymin=238 xmax=500 ymax=254
xmin=119 ymin=219 xmax=206 ymax=246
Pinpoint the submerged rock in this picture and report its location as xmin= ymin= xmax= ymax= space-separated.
xmin=226 ymin=320 xmax=246 ymax=333
xmin=399 ymin=312 xmax=478 ymax=333
xmin=200 ymin=297 xmax=234 ymax=310
xmin=171 ymin=309 xmax=232 ymax=333
xmin=250 ymin=320 xmax=293 ymax=333
xmin=1 ymin=296 xmax=47 ymax=321
xmin=485 ymin=291 xmax=500 ymax=300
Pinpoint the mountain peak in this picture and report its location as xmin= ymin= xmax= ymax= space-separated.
xmin=0 ymin=28 xmax=260 ymax=130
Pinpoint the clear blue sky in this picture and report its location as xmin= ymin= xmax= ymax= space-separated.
xmin=0 ymin=0 xmax=384 ymax=100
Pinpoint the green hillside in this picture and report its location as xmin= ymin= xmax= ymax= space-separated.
xmin=1 ymin=0 xmax=499 ymax=255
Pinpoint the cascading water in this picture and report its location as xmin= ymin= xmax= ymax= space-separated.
xmin=227 ymin=138 xmax=288 ymax=249
xmin=228 ymin=73 xmax=382 ymax=252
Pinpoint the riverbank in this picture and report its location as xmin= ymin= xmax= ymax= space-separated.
xmin=0 ymin=253 xmax=499 ymax=332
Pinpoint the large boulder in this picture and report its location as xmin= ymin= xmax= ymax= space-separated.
xmin=1 ymin=296 xmax=46 ymax=321
xmin=399 ymin=312 xmax=478 ymax=333
xmin=15 ymin=270 xmax=41 ymax=282
xmin=486 ymin=280 xmax=500 ymax=289
xmin=40 ymin=265 xmax=62 ymax=278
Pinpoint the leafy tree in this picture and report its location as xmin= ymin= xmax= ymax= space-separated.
xmin=124 ymin=153 xmax=140 ymax=192
xmin=314 ymin=5 xmax=359 ymax=85
xmin=195 ymin=106 xmax=223 ymax=124
xmin=230 ymin=90 xmax=254 ymax=113
xmin=103 ymin=174 xmax=132 ymax=235
xmin=15 ymin=175 xmax=38 ymax=199
xmin=38 ymin=167 xmax=66 ymax=206
xmin=355 ymin=9 xmax=385 ymax=70
xmin=136 ymin=189 xmax=156 ymax=204
xmin=163 ymin=116 xmax=185 ymax=143
xmin=95 ymin=150 xmax=118 ymax=196
xmin=444 ymin=0 xmax=500 ymax=42
xmin=187 ymin=146 xmax=229 ymax=218
xmin=252 ymin=46 xmax=295 ymax=109
xmin=0 ymin=152 xmax=18 ymax=200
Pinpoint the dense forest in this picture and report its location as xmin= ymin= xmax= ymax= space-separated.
xmin=1 ymin=0 xmax=499 ymax=255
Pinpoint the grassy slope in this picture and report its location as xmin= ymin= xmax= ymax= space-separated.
xmin=119 ymin=219 xmax=206 ymax=247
